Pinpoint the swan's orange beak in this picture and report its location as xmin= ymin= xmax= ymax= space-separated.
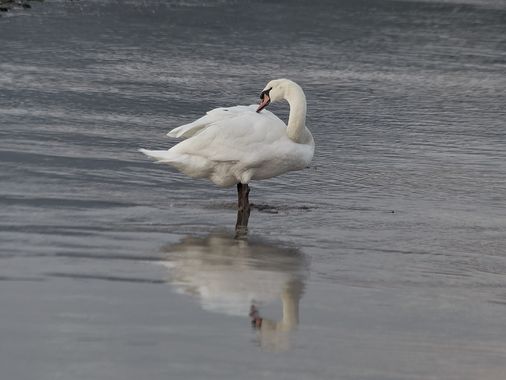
xmin=256 ymin=90 xmax=271 ymax=113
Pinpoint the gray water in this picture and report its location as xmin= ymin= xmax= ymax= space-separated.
xmin=1 ymin=0 xmax=506 ymax=379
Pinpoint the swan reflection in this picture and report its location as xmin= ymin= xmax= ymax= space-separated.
xmin=160 ymin=233 xmax=307 ymax=351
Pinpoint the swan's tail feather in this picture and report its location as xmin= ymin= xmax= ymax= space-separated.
xmin=139 ymin=149 xmax=176 ymax=163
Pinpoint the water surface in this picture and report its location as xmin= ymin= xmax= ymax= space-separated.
xmin=1 ymin=1 xmax=506 ymax=379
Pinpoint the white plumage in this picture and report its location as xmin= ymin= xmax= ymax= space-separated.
xmin=140 ymin=79 xmax=314 ymax=187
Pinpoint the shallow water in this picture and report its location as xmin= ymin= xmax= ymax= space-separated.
xmin=1 ymin=0 xmax=506 ymax=379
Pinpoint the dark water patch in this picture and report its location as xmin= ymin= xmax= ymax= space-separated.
xmin=0 ymin=195 xmax=137 ymax=209
xmin=0 ymin=222 xmax=186 ymax=236
xmin=0 ymin=275 xmax=46 ymax=282
xmin=46 ymin=272 xmax=167 ymax=284
xmin=203 ymin=201 xmax=318 ymax=213
xmin=0 ymin=250 xmax=165 ymax=262
xmin=0 ymin=224 xmax=119 ymax=236
xmin=52 ymin=252 xmax=165 ymax=262
xmin=0 ymin=149 xmax=149 ymax=170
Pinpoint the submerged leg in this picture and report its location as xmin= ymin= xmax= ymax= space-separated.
xmin=235 ymin=183 xmax=251 ymax=236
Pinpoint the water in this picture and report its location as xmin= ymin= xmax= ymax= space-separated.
xmin=1 ymin=0 xmax=506 ymax=378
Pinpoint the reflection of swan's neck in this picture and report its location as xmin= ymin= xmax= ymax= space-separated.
xmin=285 ymin=83 xmax=308 ymax=144
xmin=257 ymin=283 xmax=301 ymax=352
xmin=280 ymin=288 xmax=299 ymax=329
xmin=261 ymin=284 xmax=301 ymax=333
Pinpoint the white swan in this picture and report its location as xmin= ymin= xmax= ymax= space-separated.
xmin=140 ymin=79 xmax=314 ymax=212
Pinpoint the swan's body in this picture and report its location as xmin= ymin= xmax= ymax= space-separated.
xmin=140 ymin=79 xmax=314 ymax=188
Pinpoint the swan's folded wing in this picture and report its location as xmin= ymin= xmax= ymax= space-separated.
xmin=171 ymin=109 xmax=288 ymax=164
xmin=167 ymin=120 xmax=208 ymax=139
xmin=167 ymin=111 xmax=224 ymax=139
xmin=167 ymin=105 xmax=279 ymax=139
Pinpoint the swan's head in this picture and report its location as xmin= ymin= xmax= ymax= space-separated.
xmin=256 ymin=78 xmax=298 ymax=113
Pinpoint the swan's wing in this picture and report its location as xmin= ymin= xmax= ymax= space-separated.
xmin=170 ymin=107 xmax=289 ymax=164
xmin=167 ymin=105 xmax=280 ymax=139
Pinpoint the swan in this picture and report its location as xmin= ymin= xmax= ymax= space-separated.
xmin=140 ymin=79 xmax=314 ymax=218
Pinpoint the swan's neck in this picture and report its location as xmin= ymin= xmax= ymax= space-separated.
xmin=285 ymin=85 xmax=307 ymax=143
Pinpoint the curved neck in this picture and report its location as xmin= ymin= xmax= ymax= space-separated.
xmin=285 ymin=84 xmax=307 ymax=143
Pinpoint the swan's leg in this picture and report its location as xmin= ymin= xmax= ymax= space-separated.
xmin=235 ymin=183 xmax=250 ymax=235
xmin=236 ymin=183 xmax=243 ymax=209
xmin=242 ymin=183 xmax=250 ymax=209
xmin=249 ymin=305 xmax=263 ymax=329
